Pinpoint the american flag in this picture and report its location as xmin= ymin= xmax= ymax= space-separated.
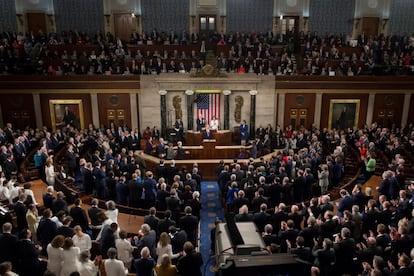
xmin=196 ymin=93 xmax=221 ymax=123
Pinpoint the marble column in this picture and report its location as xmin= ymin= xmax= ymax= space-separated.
xmin=90 ymin=93 xmax=99 ymax=128
xmin=277 ymin=92 xmax=285 ymax=128
xmin=223 ymin=90 xmax=231 ymax=130
xmin=249 ymin=90 xmax=258 ymax=139
xmin=314 ymin=93 xmax=323 ymax=128
xmin=366 ymin=93 xmax=375 ymax=126
xmin=185 ymin=90 xmax=194 ymax=130
xmin=130 ymin=93 xmax=138 ymax=130
xmin=159 ymin=90 xmax=168 ymax=138
xmin=32 ymin=93 xmax=43 ymax=129
xmin=401 ymin=93 xmax=411 ymax=127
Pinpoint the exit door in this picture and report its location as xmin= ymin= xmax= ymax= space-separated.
xmin=199 ymin=15 xmax=216 ymax=37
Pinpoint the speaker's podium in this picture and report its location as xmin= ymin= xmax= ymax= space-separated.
xmin=186 ymin=130 xmax=232 ymax=146
xmin=201 ymin=139 xmax=216 ymax=159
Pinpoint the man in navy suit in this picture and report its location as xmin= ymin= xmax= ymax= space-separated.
xmin=0 ymin=222 xmax=18 ymax=268
xmin=37 ymin=208 xmax=57 ymax=254
xmin=337 ymin=189 xmax=354 ymax=218
xmin=202 ymin=124 xmax=213 ymax=140
xmin=179 ymin=206 xmax=199 ymax=246
xmin=196 ymin=116 xmax=206 ymax=131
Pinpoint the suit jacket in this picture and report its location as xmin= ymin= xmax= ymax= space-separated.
xmin=88 ymin=205 xmax=102 ymax=226
xmin=0 ymin=233 xmax=18 ymax=266
xmin=157 ymin=218 xmax=176 ymax=235
xmin=18 ymin=239 xmax=41 ymax=275
xmin=43 ymin=193 xmax=55 ymax=209
xmin=253 ymin=211 xmax=271 ymax=232
xmin=80 ymin=166 xmax=94 ymax=195
xmin=65 ymin=150 xmax=77 ymax=170
xmin=202 ymin=129 xmax=213 ymax=140
xmin=69 ymin=205 xmax=89 ymax=230
xmin=135 ymin=230 xmax=156 ymax=258
xmin=144 ymin=215 xmax=160 ymax=235
xmin=171 ymin=230 xmax=187 ymax=253
xmin=14 ymin=201 xmax=28 ymax=231
xmin=100 ymin=225 xmax=116 ymax=257
xmin=37 ymin=217 xmax=57 ymax=247
xmin=179 ymin=214 xmax=198 ymax=244
xmin=334 ymin=237 xmax=356 ymax=273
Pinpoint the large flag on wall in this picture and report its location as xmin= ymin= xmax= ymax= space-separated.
xmin=196 ymin=93 xmax=221 ymax=123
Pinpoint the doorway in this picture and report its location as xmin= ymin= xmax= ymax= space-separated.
xmin=289 ymin=108 xmax=308 ymax=129
xmin=362 ymin=17 xmax=379 ymax=37
xmin=199 ymin=15 xmax=216 ymax=40
xmin=107 ymin=109 xmax=126 ymax=128
xmin=281 ymin=16 xmax=299 ymax=37
xmin=27 ymin=12 xmax=47 ymax=33
xmin=114 ymin=13 xmax=136 ymax=42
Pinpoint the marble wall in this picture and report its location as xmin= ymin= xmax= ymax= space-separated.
xmin=139 ymin=74 xmax=275 ymax=134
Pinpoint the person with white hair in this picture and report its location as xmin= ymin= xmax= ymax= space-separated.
xmin=134 ymin=246 xmax=156 ymax=276
xmin=234 ymin=204 xmax=254 ymax=222
xmin=133 ymin=223 xmax=157 ymax=260
xmin=104 ymin=247 xmax=127 ymax=276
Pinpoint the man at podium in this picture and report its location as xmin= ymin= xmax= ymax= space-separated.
xmin=202 ymin=124 xmax=214 ymax=140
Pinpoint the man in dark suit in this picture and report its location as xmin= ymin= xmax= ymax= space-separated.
xmin=0 ymin=222 xmax=18 ymax=268
xmin=288 ymin=236 xmax=312 ymax=264
xmin=52 ymin=191 xmax=68 ymax=215
xmin=179 ymin=206 xmax=199 ymax=246
xmin=333 ymin=227 xmax=355 ymax=275
xmin=253 ymin=203 xmax=271 ymax=233
xmin=155 ymin=159 xmax=168 ymax=181
xmin=37 ymin=208 xmax=57 ymax=254
xmin=42 ymin=186 xmax=55 ymax=210
xmin=80 ymin=159 xmax=94 ymax=195
xmin=88 ymin=198 xmax=102 ymax=239
xmin=133 ymin=223 xmax=157 ymax=259
xmin=337 ymin=189 xmax=354 ymax=217
xmin=144 ymin=207 xmax=160 ymax=236
xmin=69 ymin=198 xmax=89 ymax=231
xmin=14 ymin=193 xmax=28 ymax=232
xmin=251 ymin=188 xmax=268 ymax=213
xmin=18 ymin=228 xmax=45 ymax=276
xmin=65 ymin=144 xmax=77 ymax=177
xmin=278 ymin=220 xmax=299 ymax=253
xmin=93 ymin=161 xmax=106 ymax=199
xmin=196 ymin=116 xmax=206 ymax=132
xmin=169 ymin=225 xmax=187 ymax=254
xmin=99 ymin=222 xmax=118 ymax=258
xmin=202 ymin=124 xmax=213 ymax=140
xmin=158 ymin=210 xmax=176 ymax=235
xmin=156 ymin=182 xmax=170 ymax=211
xmin=126 ymin=174 xmax=141 ymax=207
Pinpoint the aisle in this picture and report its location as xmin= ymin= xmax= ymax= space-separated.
xmin=199 ymin=181 xmax=224 ymax=276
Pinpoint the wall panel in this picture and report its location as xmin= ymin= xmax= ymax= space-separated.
xmin=97 ymin=93 xmax=132 ymax=129
xmin=284 ymin=93 xmax=315 ymax=129
xmin=0 ymin=94 xmax=35 ymax=129
xmin=373 ymin=93 xmax=404 ymax=128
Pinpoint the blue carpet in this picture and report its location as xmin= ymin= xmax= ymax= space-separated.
xmin=200 ymin=181 xmax=224 ymax=276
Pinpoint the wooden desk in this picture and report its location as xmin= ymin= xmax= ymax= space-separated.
xmin=186 ymin=130 xmax=232 ymax=146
